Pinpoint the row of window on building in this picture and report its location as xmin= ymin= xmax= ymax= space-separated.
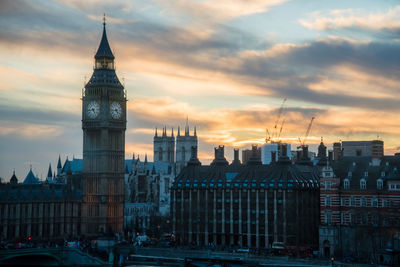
xmin=324 ymin=195 xmax=395 ymax=207
xmin=323 ymin=211 xmax=399 ymax=226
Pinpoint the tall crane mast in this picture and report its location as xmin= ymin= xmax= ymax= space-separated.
xmin=272 ymin=98 xmax=287 ymax=140
xmin=266 ymin=98 xmax=287 ymax=143
xmin=298 ymin=117 xmax=315 ymax=148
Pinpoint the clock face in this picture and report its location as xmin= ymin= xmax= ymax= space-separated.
xmin=87 ymin=101 xmax=100 ymax=119
xmin=110 ymin=101 xmax=122 ymax=119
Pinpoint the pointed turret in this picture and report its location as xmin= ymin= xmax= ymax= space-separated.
xmin=185 ymin=116 xmax=189 ymax=136
xmin=57 ymin=155 xmax=62 ymax=176
xmin=57 ymin=155 xmax=62 ymax=168
xmin=194 ymin=126 xmax=197 ymax=136
xmin=61 ymin=157 xmax=69 ymax=173
xmin=85 ymin=16 xmax=123 ymax=89
xmin=10 ymin=169 xmax=18 ymax=185
xmin=151 ymin=165 xmax=156 ymax=175
xmin=155 ymin=127 xmax=158 ymax=137
xmin=95 ymin=14 xmax=115 ymax=60
xmin=145 ymin=154 xmax=148 ymax=164
xmin=171 ymin=127 xmax=174 ymax=137
xmin=177 ymin=126 xmax=180 ymax=136
xmin=47 ymin=163 xmax=52 ymax=178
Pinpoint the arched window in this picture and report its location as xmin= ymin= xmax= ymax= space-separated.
xmin=344 ymin=179 xmax=350 ymax=189
xmin=377 ymin=179 xmax=383 ymax=190
xmin=360 ymin=179 xmax=366 ymax=190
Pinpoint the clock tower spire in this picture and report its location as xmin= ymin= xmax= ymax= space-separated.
xmin=81 ymin=18 xmax=126 ymax=236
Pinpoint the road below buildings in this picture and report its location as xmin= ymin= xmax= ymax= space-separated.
xmin=125 ymin=247 xmax=334 ymax=266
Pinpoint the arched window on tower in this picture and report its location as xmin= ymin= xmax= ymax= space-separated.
xmin=159 ymin=147 xmax=163 ymax=161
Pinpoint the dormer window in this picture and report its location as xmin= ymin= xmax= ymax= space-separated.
xmin=364 ymin=171 xmax=368 ymax=177
xmin=381 ymin=171 xmax=385 ymax=177
xmin=360 ymin=179 xmax=366 ymax=190
xmin=348 ymin=171 xmax=352 ymax=177
xmin=377 ymin=179 xmax=383 ymax=190
xmin=344 ymin=179 xmax=350 ymax=189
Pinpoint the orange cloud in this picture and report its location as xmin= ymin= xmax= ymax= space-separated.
xmin=299 ymin=6 xmax=400 ymax=31
xmin=0 ymin=122 xmax=63 ymax=138
xmin=156 ymin=0 xmax=289 ymax=24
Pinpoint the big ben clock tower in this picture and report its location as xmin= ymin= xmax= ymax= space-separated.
xmin=82 ymin=18 xmax=126 ymax=235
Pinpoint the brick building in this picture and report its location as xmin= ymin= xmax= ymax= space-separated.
xmin=319 ymin=151 xmax=400 ymax=264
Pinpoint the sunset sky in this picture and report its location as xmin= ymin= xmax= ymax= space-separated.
xmin=1 ymin=0 xmax=400 ymax=181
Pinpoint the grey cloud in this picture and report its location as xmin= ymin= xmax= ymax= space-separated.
xmin=0 ymin=104 xmax=80 ymax=126
xmin=1 ymin=1 xmax=400 ymax=113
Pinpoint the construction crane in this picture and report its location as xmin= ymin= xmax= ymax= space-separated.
xmin=272 ymin=98 xmax=287 ymax=140
xmin=265 ymin=128 xmax=272 ymax=143
xmin=277 ymin=118 xmax=285 ymax=142
xmin=266 ymin=98 xmax=287 ymax=143
xmin=298 ymin=117 xmax=315 ymax=148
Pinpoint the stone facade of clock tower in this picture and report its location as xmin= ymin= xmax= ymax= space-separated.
xmin=81 ymin=21 xmax=126 ymax=235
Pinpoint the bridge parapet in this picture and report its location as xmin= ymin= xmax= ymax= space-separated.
xmin=0 ymin=247 xmax=105 ymax=265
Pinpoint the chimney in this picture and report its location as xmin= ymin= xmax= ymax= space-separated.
xmin=302 ymin=145 xmax=309 ymax=159
xmin=187 ymin=146 xmax=201 ymax=166
xmin=282 ymin=144 xmax=287 ymax=157
xmin=231 ymin=148 xmax=241 ymax=165
xmin=277 ymin=144 xmax=290 ymax=163
xmin=214 ymin=145 xmax=225 ymax=160
xmin=296 ymin=150 xmax=301 ymax=162
xmin=271 ymin=151 xmax=276 ymax=163
xmin=211 ymin=145 xmax=229 ymax=166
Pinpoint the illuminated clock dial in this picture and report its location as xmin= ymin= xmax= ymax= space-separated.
xmin=110 ymin=102 xmax=122 ymax=119
xmin=87 ymin=101 xmax=100 ymax=119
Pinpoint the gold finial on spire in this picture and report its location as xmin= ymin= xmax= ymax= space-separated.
xmin=103 ymin=13 xmax=106 ymax=26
